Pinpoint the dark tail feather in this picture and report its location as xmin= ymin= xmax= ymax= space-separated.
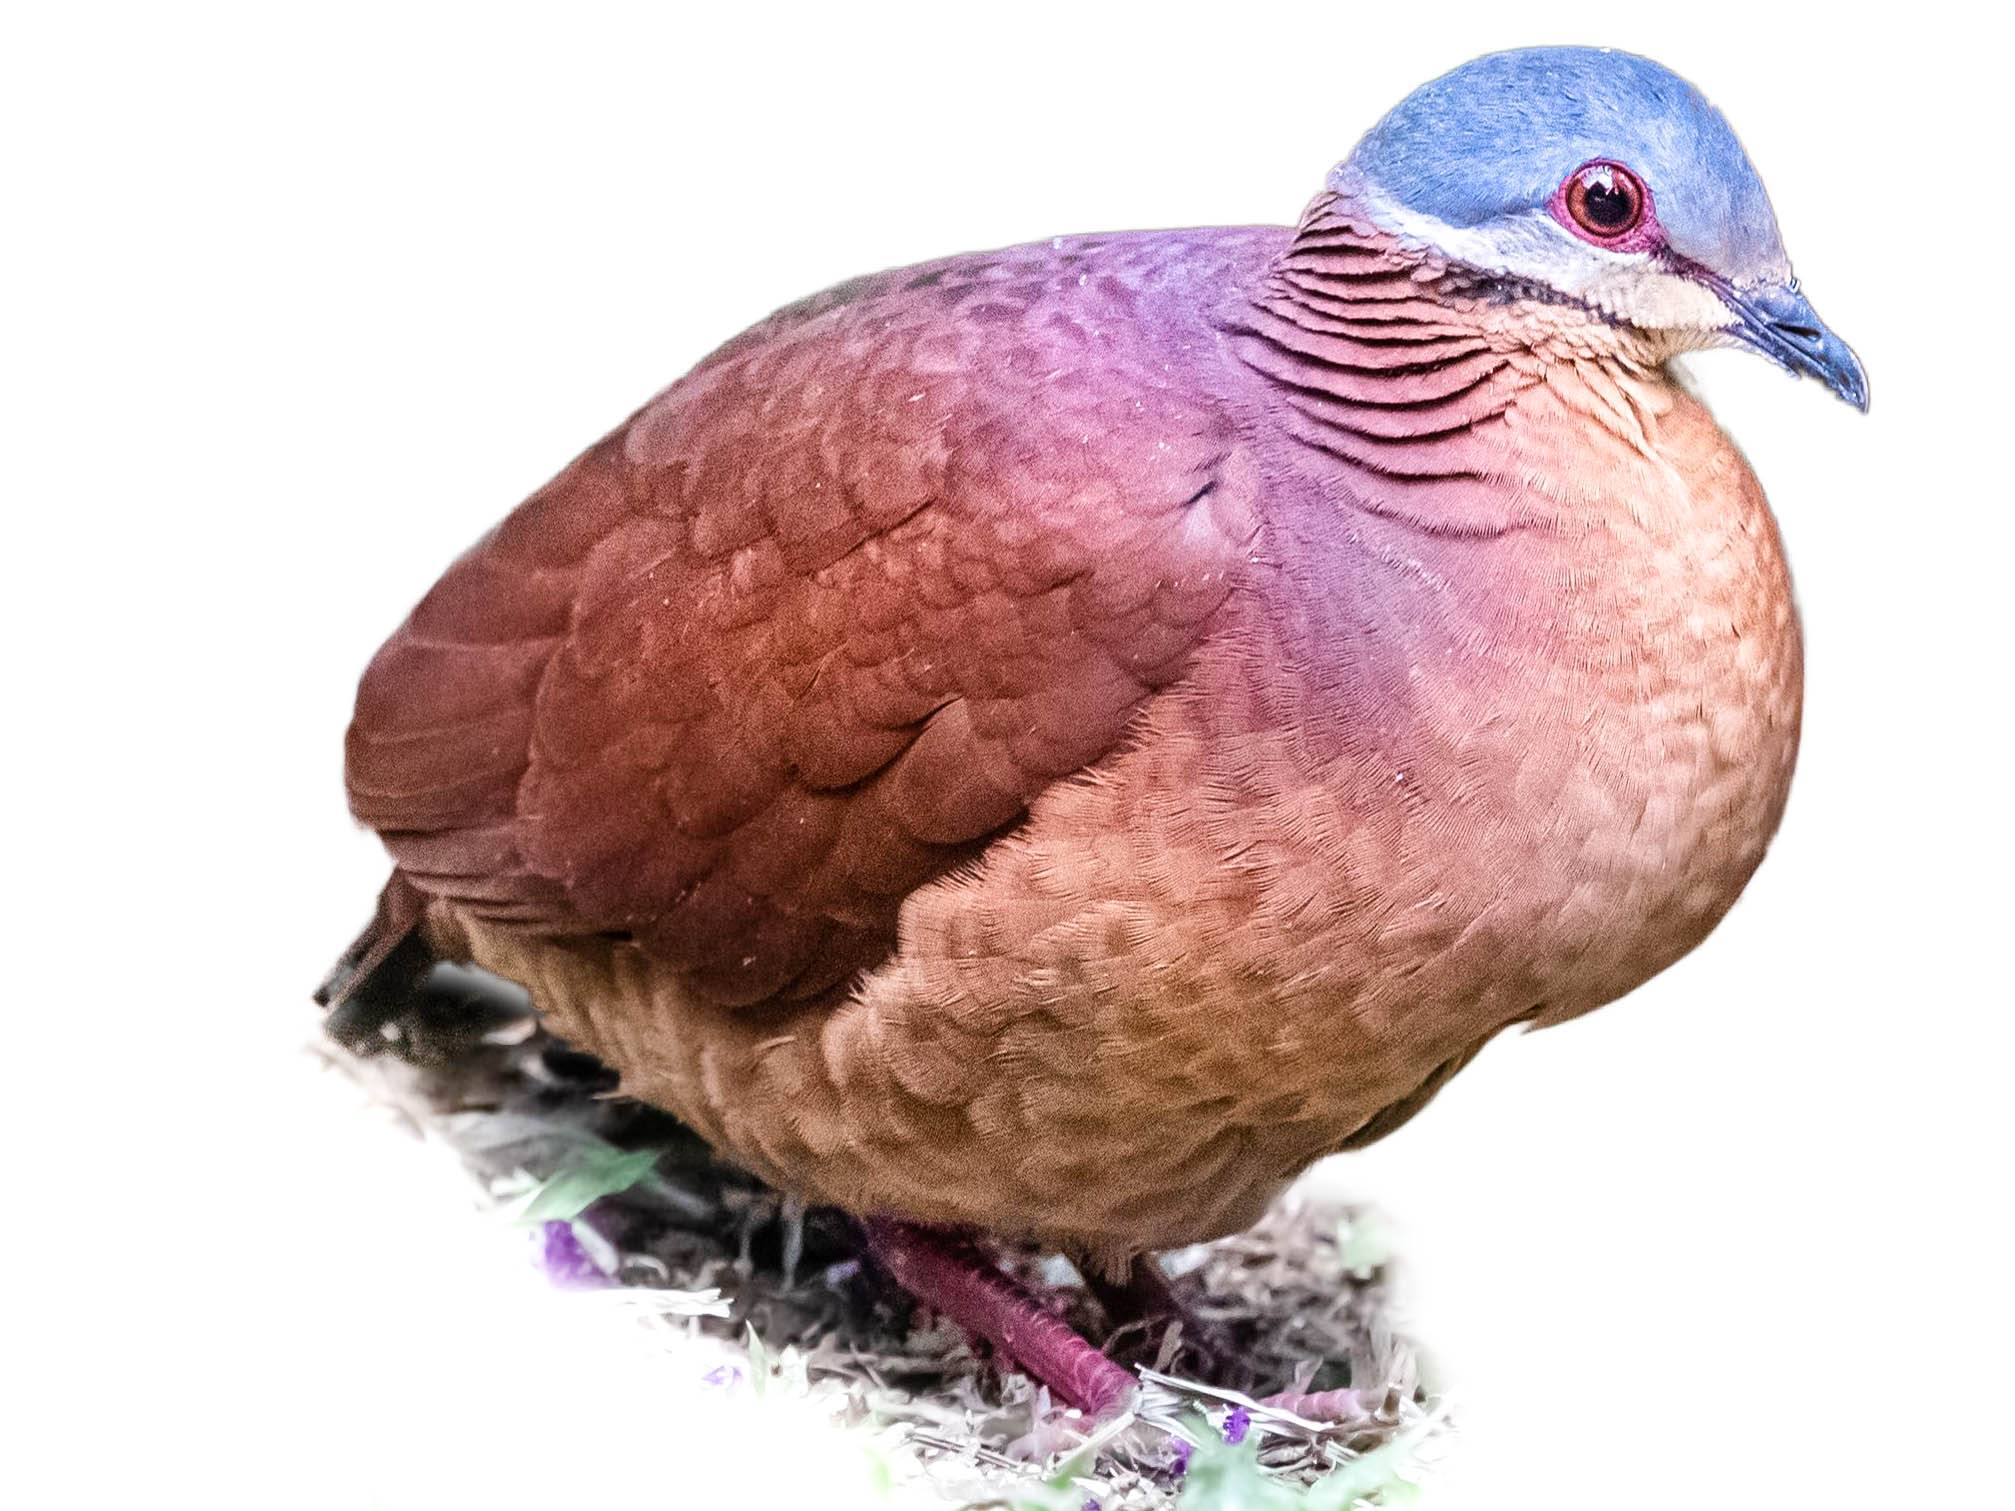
xmin=316 ymin=873 xmax=436 ymax=1051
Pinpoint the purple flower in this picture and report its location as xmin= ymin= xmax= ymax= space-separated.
xmin=1169 ymin=1439 xmax=1193 ymax=1477
xmin=538 ymin=1219 xmax=611 ymax=1288
xmin=701 ymin=1363 xmax=743 ymax=1390
xmin=1223 ymin=1405 xmax=1251 ymax=1445
xmin=1082 ymin=1500 xmax=1101 ymax=1511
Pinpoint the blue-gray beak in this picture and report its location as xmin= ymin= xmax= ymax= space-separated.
xmin=1716 ymin=278 xmax=1869 ymax=412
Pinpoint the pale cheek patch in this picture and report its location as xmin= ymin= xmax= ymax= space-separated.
xmin=1582 ymin=267 xmax=1740 ymax=336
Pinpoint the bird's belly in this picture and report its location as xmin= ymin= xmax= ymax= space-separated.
xmin=1489 ymin=574 xmax=1806 ymax=1021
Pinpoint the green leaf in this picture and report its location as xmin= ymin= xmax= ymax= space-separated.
xmin=1175 ymin=1408 xmax=1430 ymax=1511
xmin=862 ymin=1444 xmax=896 ymax=1499
xmin=511 ymin=1144 xmax=665 ymax=1223
xmin=1335 ymin=1212 xmax=1395 ymax=1280
xmin=1177 ymin=1430 xmax=1298 ymax=1511
xmin=1303 ymin=1422 xmax=1431 ymax=1511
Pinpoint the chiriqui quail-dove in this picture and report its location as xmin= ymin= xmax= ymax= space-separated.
xmin=324 ymin=46 xmax=1867 ymax=1416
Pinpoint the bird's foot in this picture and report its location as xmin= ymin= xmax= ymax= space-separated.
xmin=862 ymin=1220 xmax=1376 ymax=1431
xmin=1253 ymin=1386 xmax=1365 ymax=1421
xmin=861 ymin=1217 xmax=1137 ymax=1419
xmin=1086 ymin=1253 xmax=1245 ymax=1383
xmin=858 ymin=1216 xmax=1378 ymax=1434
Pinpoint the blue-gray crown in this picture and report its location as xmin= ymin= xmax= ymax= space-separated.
xmin=1345 ymin=46 xmax=1789 ymax=286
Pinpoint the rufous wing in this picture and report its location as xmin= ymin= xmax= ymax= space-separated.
xmin=346 ymin=259 xmax=1258 ymax=1008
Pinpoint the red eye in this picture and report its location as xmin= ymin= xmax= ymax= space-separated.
xmin=1558 ymin=160 xmax=1649 ymax=243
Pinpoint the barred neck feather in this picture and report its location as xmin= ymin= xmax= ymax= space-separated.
xmin=1225 ymin=194 xmax=1683 ymax=536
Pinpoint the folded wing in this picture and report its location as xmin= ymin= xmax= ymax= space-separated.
xmin=346 ymin=249 xmax=1257 ymax=1008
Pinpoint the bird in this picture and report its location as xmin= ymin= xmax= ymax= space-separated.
xmin=322 ymin=46 xmax=1866 ymax=1419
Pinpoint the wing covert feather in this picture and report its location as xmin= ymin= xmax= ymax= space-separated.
xmin=346 ymin=247 xmax=1260 ymax=1005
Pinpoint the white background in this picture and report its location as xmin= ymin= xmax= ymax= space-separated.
xmin=8 ymin=3 xmax=2008 ymax=1507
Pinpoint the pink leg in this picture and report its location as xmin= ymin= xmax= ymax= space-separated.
xmin=862 ymin=1217 xmax=1137 ymax=1418
xmin=1258 ymin=1386 xmax=1365 ymax=1419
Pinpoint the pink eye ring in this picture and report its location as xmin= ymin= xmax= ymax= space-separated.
xmin=1551 ymin=160 xmax=1657 ymax=249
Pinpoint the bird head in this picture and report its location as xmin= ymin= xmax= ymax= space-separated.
xmin=1335 ymin=47 xmax=1868 ymax=411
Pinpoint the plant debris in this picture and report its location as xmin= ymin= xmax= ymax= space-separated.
xmin=321 ymin=965 xmax=1451 ymax=1507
